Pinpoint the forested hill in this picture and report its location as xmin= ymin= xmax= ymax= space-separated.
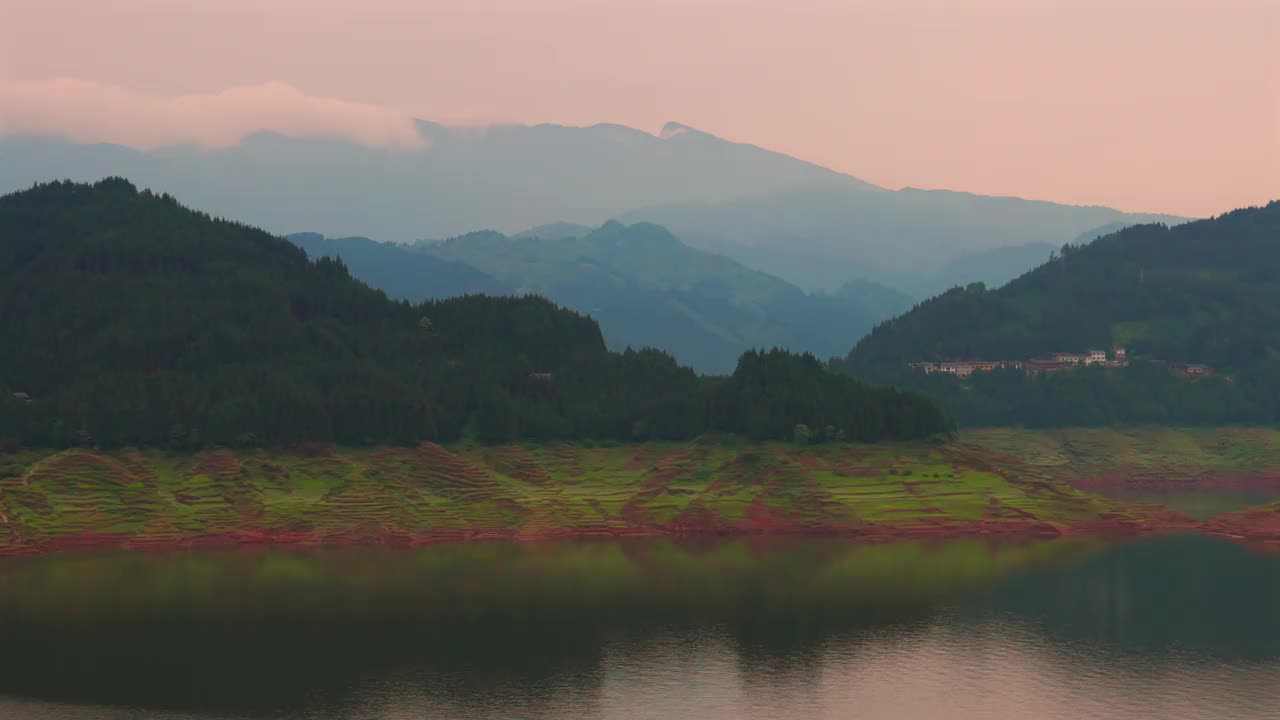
xmin=847 ymin=201 xmax=1280 ymax=370
xmin=0 ymin=179 xmax=952 ymax=449
xmin=840 ymin=201 xmax=1280 ymax=426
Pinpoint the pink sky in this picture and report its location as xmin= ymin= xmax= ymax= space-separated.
xmin=1 ymin=0 xmax=1276 ymax=217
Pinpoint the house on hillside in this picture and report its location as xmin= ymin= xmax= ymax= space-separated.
xmin=1170 ymin=363 xmax=1213 ymax=377
xmin=911 ymin=359 xmax=1022 ymax=376
xmin=1025 ymin=358 xmax=1068 ymax=374
xmin=1086 ymin=350 xmax=1108 ymax=365
xmin=975 ymin=360 xmax=1022 ymax=372
xmin=1053 ymin=352 xmax=1087 ymax=365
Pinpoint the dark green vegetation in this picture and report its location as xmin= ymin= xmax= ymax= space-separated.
xmin=0 ymin=179 xmax=950 ymax=450
xmin=0 ymin=440 xmax=1157 ymax=556
xmin=844 ymin=201 xmax=1280 ymax=426
xmin=417 ymin=221 xmax=884 ymax=373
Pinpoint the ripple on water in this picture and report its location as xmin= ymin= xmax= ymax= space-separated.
xmin=0 ymin=535 xmax=1277 ymax=719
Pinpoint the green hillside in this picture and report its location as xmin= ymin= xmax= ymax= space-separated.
xmin=0 ymin=440 xmax=1164 ymax=556
xmin=0 ymin=179 xmax=950 ymax=449
xmin=842 ymin=201 xmax=1280 ymax=426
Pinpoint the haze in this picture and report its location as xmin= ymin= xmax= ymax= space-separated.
xmin=1 ymin=0 xmax=1276 ymax=217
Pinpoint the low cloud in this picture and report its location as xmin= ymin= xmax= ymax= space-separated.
xmin=0 ymin=79 xmax=429 ymax=151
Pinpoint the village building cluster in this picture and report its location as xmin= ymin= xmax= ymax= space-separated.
xmin=909 ymin=348 xmax=1215 ymax=379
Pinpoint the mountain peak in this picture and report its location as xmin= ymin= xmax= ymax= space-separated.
xmin=659 ymin=122 xmax=709 ymax=140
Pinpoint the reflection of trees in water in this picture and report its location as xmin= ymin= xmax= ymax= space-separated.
xmin=0 ymin=537 xmax=1103 ymax=715
xmin=954 ymin=535 xmax=1280 ymax=663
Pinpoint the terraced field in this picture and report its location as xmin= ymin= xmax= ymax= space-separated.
xmin=961 ymin=427 xmax=1280 ymax=488
xmin=0 ymin=439 xmax=1176 ymax=555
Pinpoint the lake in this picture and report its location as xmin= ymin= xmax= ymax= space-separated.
xmin=0 ymin=534 xmax=1277 ymax=719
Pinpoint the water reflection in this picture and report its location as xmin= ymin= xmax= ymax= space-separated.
xmin=0 ymin=536 xmax=1276 ymax=719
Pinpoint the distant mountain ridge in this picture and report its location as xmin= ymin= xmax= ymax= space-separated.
xmin=513 ymin=222 xmax=593 ymax=241
xmin=620 ymin=186 xmax=1187 ymax=291
xmin=0 ymin=121 xmax=1186 ymax=295
xmin=288 ymin=232 xmax=508 ymax=300
xmin=417 ymin=221 xmax=886 ymax=373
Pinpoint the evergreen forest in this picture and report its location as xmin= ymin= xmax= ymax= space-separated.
xmin=0 ymin=179 xmax=952 ymax=449
xmin=842 ymin=201 xmax=1280 ymax=426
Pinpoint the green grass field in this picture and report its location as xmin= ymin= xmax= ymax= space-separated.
xmin=0 ymin=437 xmax=1168 ymax=554
xmin=960 ymin=427 xmax=1280 ymax=484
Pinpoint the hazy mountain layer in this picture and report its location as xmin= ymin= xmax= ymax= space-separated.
xmin=420 ymin=222 xmax=884 ymax=373
xmin=0 ymin=123 xmax=1183 ymax=296
xmin=622 ymin=186 xmax=1187 ymax=291
xmin=289 ymin=232 xmax=508 ymax=300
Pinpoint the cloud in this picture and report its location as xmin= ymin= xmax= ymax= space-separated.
xmin=0 ymin=79 xmax=429 ymax=151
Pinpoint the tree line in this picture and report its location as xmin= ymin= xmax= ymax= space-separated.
xmin=841 ymin=200 xmax=1280 ymax=427
xmin=0 ymin=179 xmax=952 ymax=450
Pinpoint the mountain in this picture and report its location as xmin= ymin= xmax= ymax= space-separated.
xmin=288 ymin=232 xmax=508 ymax=300
xmin=830 ymin=279 xmax=917 ymax=323
xmin=512 ymin=222 xmax=594 ymax=241
xmin=418 ymin=221 xmax=885 ymax=373
xmin=0 ymin=122 xmax=868 ymax=244
xmin=0 ymin=124 xmax=1183 ymax=294
xmin=840 ymin=201 xmax=1280 ymax=426
xmin=1072 ymin=221 xmax=1135 ymax=245
xmin=0 ymin=179 xmax=951 ymax=448
xmin=620 ymin=186 xmax=1188 ymax=291
xmin=916 ymin=242 xmax=1057 ymax=296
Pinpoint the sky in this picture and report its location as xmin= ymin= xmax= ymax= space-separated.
xmin=0 ymin=0 xmax=1276 ymax=217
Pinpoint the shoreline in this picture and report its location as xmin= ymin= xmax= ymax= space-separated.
xmin=1 ymin=515 xmax=1208 ymax=559
xmin=4 ymin=429 xmax=1280 ymax=558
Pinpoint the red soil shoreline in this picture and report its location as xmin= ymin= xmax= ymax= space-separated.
xmin=0 ymin=515 xmax=1210 ymax=558
xmin=1202 ymin=509 xmax=1280 ymax=546
xmin=1061 ymin=473 xmax=1280 ymax=547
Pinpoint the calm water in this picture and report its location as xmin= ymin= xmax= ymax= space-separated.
xmin=0 ymin=535 xmax=1277 ymax=720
